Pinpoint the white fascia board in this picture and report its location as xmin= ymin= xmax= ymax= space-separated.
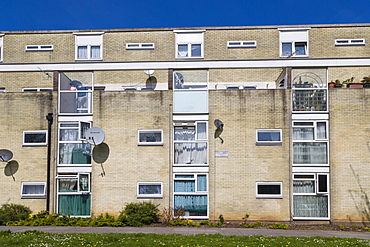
xmin=2 ymin=58 xmax=370 ymax=72
xmin=173 ymin=167 xmax=209 ymax=173
xmin=57 ymin=166 xmax=92 ymax=173
xmin=292 ymin=114 xmax=329 ymax=120
xmin=292 ymin=167 xmax=330 ymax=173
xmin=58 ymin=116 xmax=93 ymax=122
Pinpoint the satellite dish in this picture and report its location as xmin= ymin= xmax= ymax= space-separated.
xmin=0 ymin=149 xmax=13 ymax=162
xmin=144 ymin=70 xmax=155 ymax=76
xmin=92 ymin=143 xmax=110 ymax=164
xmin=86 ymin=127 xmax=105 ymax=145
xmin=4 ymin=160 xmax=19 ymax=179
xmin=174 ymin=72 xmax=184 ymax=89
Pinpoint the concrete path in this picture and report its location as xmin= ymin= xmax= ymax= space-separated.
xmin=0 ymin=226 xmax=369 ymax=239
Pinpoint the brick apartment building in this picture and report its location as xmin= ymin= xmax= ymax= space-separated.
xmin=0 ymin=23 xmax=370 ymax=223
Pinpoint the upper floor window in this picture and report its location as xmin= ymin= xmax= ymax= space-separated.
xmin=335 ymin=39 xmax=365 ymax=46
xmin=279 ymin=29 xmax=309 ymax=57
xmin=126 ymin=43 xmax=155 ymax=50
xmin=74 ymin=32 xmax=103 ymax=60
xmin=174 ymin=30 xmax=204 ymax=59
xmin=227 ymin=41 xmax=257 ymax=48
xmin=25 ymin=45 xmax=53 ymax=51
xmin=0 ymin=35 xmax=3 ymax=61
xmin=256 ymin=129 xmax=282 ymax=145
xmin=23 ymin=130 xmax=47 ymax=146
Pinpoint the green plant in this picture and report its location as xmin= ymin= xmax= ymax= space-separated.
xmin=239 ymin=221 xmax=264 ymax=228
xmin=118 ymin=201 xmax=160 ymax=226
xmin=218 ymin=214 xmax=225 ymax=225
xmin=168 ymin=218 xmax=199 ymax=227
xmin=0 ymin=204 xmax=32 ymax=225
xmin=269 ymin=223 xmax=288 ymax=229
xmin=363 ymin=227 xmax=370 ymax=231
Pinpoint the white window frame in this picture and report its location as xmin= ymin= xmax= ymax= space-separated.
xmin=25 ymin=45 xmax=54 ymax=51
xmin=23 ymin=130 xmax=47 ymax=146
xmin=279 ymin=28 xmax=309 ymax=57
xmin=138 ymin=129 xmax=163 ymax=146
xmin=21 ymin=182 xmax=46 ymax=199
xmin=173 ymin=173 xmax=208 ymax=219
xmin=335 ymin=39 xmax=365 ymax=46
xmin=174 ymin=30 xmax=205 ymax=59
xmin=126 ymin=43 xmax=155 ymax=50
xmin=292 ymin=120 xmax=329 ymax=166
xmin=56 ymin=173 xmax=91 ymax=194
xmin=0 ymin=88 xmax=5 ymax=92
xmin=227 ymin=41 xmax=257 ymax=48
xmin=173 ymin=121 xmax=208 ymax=166
xmin=74 ymin=32 xmax=103 ymax=60
xmin=256 ymin=182 xmax=283 ymax=199
xmin=0 ymin=35 xmax=3 ymax=62
xmin=293 ymin=173 xmax=330 ymax=220
xmin=256 ymin=129 xmax=282 ymax=145
xmin=22 ymin=88 xmax=53 ymax=92
xmin=137 ymin=182 xmax=163 ymax=198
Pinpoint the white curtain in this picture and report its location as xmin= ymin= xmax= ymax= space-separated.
xmin=174 ymin=142 xmax=207 ymax=164
xmin=293 ymin=128 xmax=314 ymax=140
xmin=175 ymin=128 xmax=195 ymax=140
xmin=22 ymin=185 xmax=44 ymax=195
xmin=197 ymin=123 xmax=207 ymax=139
xmin=293 ymin=142 xmax=327 ymax=164
xmin=294 ymin=195 xmax=328 ymax=217
xmin=178 ymin=44 xmax=188 ymax=57
xmin=293 ymin=181 xmax=315 ymax=193
xmin=317 ymin=122 xmax=327 ymax=139
xmin=78 ymin=46 xmax=87 ymax=59
xmin=90 ymin=46 xmax=100 ymax=59
xmin=59 ymin=179 xmax=77 ymax=192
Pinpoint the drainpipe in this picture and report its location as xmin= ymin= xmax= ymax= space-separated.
xmin=46 ymin=113 xmax=53 ymax=212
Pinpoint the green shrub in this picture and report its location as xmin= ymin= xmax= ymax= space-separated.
xmin=118 ymin=201 xmax=160 ymax=226
xmin=168 ymin=218 xmax=199 ymax=227
xmin=239 ymin=221 xmax=264 ymax=228
xmin=0 ymin=203 xmax=32 ymax=225
xmin=269 ymin=223 xmax=288 ymax=229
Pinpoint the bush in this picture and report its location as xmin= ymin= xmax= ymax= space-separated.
xmin=269 ymin=223 xmax=288 ymax=229
xmin=0 ymin=203 xmax=32 ymax=225
xmin=240 ymin=221 xmax=264 ymax=228
xmin=118 ymin=201 xmax=160 ymax=226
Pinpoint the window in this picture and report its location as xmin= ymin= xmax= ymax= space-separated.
xmin=59 ymin=122 xmax=92 ymax=165
xmin=335 ymin=39 xmax=365 ymax=46
xmin=293 ymin=121 xmax=328 ymax=165
xmin=0 ymin=35 xmax=3 ymax=61
xmin=256 ymin=129 xmax=282 ymax=145
xmin=138 ymin=130 xmax=163 ymax=146
xmin=22 ymin=88 xmax=53 ymax=92
xmin=74 ymin=32 xmax=103 ymax=60
xmin=57 ymin=173 xmax=91 ymax=216
xmin=174 ymin=173 xmax=208 ymax=218
xmin=23 ymin=130 xmax=47 ymax=146
xmin=175 ymin=31 xmax=204 ymax=58
xmin=137 ymin=182 xmax=162 ymax=198
xmin=293 ymin=173 xmax=329 ymax=219
xmin=227 ymin=41 xmax=257 ymax=48
xmin=279 ymin=29 xmax=309 ymax=57
xmin=126 ymin=43 xmax=155 ymax=50
xmin=256 ymin=182 xmax=282 ymax=199
xmin=25 ymin=45 xmax=53 ymax=51
xmin=21 ymin=182 xmax=46 ymax=198
xmin=174 ymin=122 xmax=208 ymax=165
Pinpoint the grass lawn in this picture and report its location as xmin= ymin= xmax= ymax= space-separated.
xmin=0 ymin=230 xmax=369 ymax=247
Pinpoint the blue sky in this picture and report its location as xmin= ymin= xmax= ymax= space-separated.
xmin=1 ymin=0 xmax=370 ymax=31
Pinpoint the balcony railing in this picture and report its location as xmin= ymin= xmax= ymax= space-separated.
xmin=292 ymin=89 xmax=327 ymax=112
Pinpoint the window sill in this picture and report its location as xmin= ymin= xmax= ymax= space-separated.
xmin=256 ymin=196 xmax=283 ymax=199
xmin=22 ymin=144 xmax=47 ymax=147
xmin=138 ymin=143 xmax=164 ymax=146
xmin=256 ymin=142 xmax=282 ymax=146
xmin=21 ymin=195 xmax=46 ymax=199
xmin=137 ymin=195 xmax=163 ymax=199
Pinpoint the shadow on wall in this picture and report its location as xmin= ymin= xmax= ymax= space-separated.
xmin=348 ymin=164 xmax=370 ymax=226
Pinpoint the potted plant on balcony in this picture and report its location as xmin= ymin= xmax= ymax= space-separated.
xmin=347 ymin=77 xmax=363 ymax=88
xmin=328 ymin=81 xmax=335 ymax=88
xmin=361 ymin=76 xmax=370 ymax=88
xmin=334 ymin=80 xmax=342 ymax=88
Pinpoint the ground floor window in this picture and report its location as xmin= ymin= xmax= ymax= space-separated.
xmin=57 ymin=173 xmax=91 ymax=216
xmin=173 ymin=173 xmax=208 ymax=218
xmin=293 ymin=173 xmax=329 ymax=219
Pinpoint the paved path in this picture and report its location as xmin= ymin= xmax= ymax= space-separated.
xmin=0 ymin=226 xmax=369 ymax=239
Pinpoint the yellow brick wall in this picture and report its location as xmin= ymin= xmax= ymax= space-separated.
xmin=3 ymin=33 xmax=74 ymax=63
xmin=0 ymin=92 xmax=56 ymax=214
xmin=310 ymin=26 xmax=370 ymax=58
xmin=328 ymin=67 xmax=370 ymax=84
xmin=91 ymin=90 xmax=172 ymax=216
xmin=329 ymin=88 xmax=370 ymax=222
xmin=210 ymin=68 xmax=282 ymax=83
xmin=0 ymin=72 xmax=54 ymax=92
xmin=208 ymin=89 xmax=291 ymax=221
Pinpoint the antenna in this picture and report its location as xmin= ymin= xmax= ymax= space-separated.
xmin=92 ymin=143 xmax=110 ymax=177
xmin=38 ymin=67 xmax=52 ymax=79
xmin=214 ymin=119 xmax=224 ymax=144
xmin=0 ymin=149 xmax=13 ymax=162
xmin=86 ymin=127 xmax=105 ymax=145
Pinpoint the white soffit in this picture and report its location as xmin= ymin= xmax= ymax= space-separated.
xmin=292 ymin=167 xmax=330 ymax=173
xmin=292 ymin=114 xmax=329 ymax=120
xmin=57 ymin=166 xmax=92 ymax=173
xmin=173 ymin=167 xmax=209 ymax=173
